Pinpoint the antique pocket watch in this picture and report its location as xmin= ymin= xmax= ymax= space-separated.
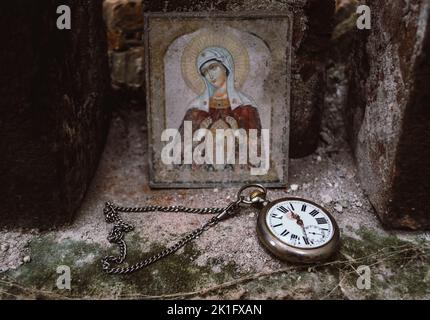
xmin=102 ymin=184 xmax=340 ymax=274
xmin=237 ymin=185 xmax=340 ymax=264
xmin=253 ymin=192 xmax=340 ymax=263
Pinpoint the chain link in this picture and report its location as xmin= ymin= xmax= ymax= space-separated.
xmin=101 ymin=201 xmax=241 ymax=275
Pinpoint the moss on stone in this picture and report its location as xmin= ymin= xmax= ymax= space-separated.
xmin=336 ymin=228 xmax=429 ymax=299
xmin=1 ymin=233 xmax=241 ymax=299
xmin=1 ymin=227 xmax=428 ymax=299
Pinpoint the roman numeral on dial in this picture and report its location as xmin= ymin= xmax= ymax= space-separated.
xmin=309 ymin=209 xmax=319 ymax=217
xmin=316 ymin=217 xmax=328 ymax=225
xmin=290 ymin=234 xmax=299 ymax=241
xmin=280 ymin=230 xmax=290 ymax=237
xmin=301 ymin=204 xmax=307 ymax=212
xmin=271 ymin=213 xmax=282 ymax=219
xmin=272 ymin=223 xmax=283 ymax=228
xmin=277 ymin=206 xmax=289 ymax=213
xmin=303 ymin=237 xmax=310 ymax=245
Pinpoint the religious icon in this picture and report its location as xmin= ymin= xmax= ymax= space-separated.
xmin=177 ymin=31 xmax=262 ymax=171
xmin=145 ymin=13 xmax=292 ymax=187
xmin=182 ymin=46 xmax=261 ymax=133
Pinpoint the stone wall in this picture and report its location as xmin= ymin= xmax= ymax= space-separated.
xmin=0 ymin=0 xmax=111 ymax=229
xmin=104 ymin=0 xmax=145 ymax=89
xmin=344 ymin=0 xmax=430 ymax=229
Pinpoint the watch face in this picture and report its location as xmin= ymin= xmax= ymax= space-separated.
xmin=265 ymin=199 xmax=334 ymax=249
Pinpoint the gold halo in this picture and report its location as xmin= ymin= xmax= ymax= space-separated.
xmin=181 ymin=28 xmax=250 ymax=94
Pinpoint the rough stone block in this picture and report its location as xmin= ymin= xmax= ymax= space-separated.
xmin=0 ymin=0 xmax=111 ymax=229
xmin=103 ymin=0 xmax=144 ymax=51
xmin=110 ymin=46 xmax=145 ymax=88
xmin=345 ymin=0 xmax=430 ymax=229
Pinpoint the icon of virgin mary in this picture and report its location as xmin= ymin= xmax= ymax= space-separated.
xmin=181 ymin=45 xmax=262 ymax=133
xmin=179 ymin=29 xmax=263 ymax=137
xmin=176 ymin=30 xmax=263 ymax=170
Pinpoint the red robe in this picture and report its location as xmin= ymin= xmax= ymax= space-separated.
xmin=181 ymin=104 xmax=262 ymax=133
xmin=176 ymin=103 xmax=262 ymax=169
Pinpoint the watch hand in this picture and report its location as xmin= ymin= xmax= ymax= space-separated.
xmin=302 ymin=226 xmax=309 ymax=238
xmin=286 ymin=211 xmax=298 ymax=221
xmin=286 ymin=212 xmax=311 ymax=243
xmin=299 ymin=224 xmax=310 ymax=243
xmin=290 ymin=211 xmax=300 ymax=221
xmin=293 ymin=216 xmax=311 ymax=243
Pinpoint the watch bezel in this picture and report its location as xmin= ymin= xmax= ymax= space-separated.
xmin=256 ymin=197 xmax=340 ymax=263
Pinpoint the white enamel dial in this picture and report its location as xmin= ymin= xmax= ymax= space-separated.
xmin=265 ymin=199 xmax=334 ymax=249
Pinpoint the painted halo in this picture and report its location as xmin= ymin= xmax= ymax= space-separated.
xmin=181 ymin=28 xmax=250 ymax=95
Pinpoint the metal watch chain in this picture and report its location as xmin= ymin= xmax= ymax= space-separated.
xmin=101 ymin=185 xmax=267 ymax=275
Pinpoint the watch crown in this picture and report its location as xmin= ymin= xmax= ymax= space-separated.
xmin=249 ymin=190 xmax=266 ymax=203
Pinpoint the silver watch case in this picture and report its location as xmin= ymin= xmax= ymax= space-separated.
xmin=256 ymin=197 xmax=340 ymax=263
